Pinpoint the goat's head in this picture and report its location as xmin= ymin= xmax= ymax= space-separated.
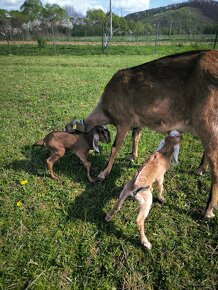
xmin=91 ymin=125 xmax=111 ymax=153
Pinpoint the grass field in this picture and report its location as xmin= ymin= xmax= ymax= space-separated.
xmin=0 ymin=47 xmax=217 ymax=289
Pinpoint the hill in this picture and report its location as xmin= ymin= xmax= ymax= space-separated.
xmin=125 ymin=0 xmax=218 ymax=34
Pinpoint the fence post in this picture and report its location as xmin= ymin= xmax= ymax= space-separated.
xmin=154 ymin=21 xmax=159 ymax=53
xmin=102 ymin=24 xmax=104 ymax=53
xmin=213 ymin=28 xmax=218 ymax=49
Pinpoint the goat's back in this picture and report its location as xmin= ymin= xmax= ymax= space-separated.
xmin=97 ymin=50 xmax=218 ymax=133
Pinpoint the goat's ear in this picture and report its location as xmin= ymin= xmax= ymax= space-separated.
xmin=173 ymin=143 xmax=180 ymax=164
xmin=156 ymin=139 xmax=165 ymax=151
xmin=93 ymin=132 xmax=100 ymax=153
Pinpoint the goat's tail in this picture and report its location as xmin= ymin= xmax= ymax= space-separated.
xmin=33 ymin=140 xmax=44 ymax=146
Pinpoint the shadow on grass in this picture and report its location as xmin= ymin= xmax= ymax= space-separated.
xmin=5 ymin=143 xmax=144 ymax=250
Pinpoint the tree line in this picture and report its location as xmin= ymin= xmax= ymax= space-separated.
xmin=0 ymin=0 xmax=217 ymax=46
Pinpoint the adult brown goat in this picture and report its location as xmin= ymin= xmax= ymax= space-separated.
xmin=75 ymin=50 xmax=218 ymax=219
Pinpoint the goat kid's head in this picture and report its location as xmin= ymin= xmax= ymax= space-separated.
xmin=157 ymin=130 xmax=181 ymax=164
xmin=64 ymin=117 xmax=86 ymax=134
xmin=92 ymin=125 xmax=111 ymax=153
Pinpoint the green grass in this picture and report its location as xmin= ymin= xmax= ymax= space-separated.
xmin=0 ymin=42 xmax=213 ymax=56
xmin=0 ymin=51 xmax=217 ymax=289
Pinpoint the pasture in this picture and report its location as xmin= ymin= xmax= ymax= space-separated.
xmin=0 ymin=48 xmax=217 ymax=289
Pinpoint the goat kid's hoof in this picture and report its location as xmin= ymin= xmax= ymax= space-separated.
xmin=88 ymin=178 xmax=96 ymax=184
xmin=158 ymin=197 xmax=166 ymax=205
xmin=97 ymin=172 xmax=106 ymax=181
xmin=50 ymin=175 xmax=59 ymax=180
xmin=142 ymin=241 xmax=152 ymax=250
xmin=204 ymin=210 xmax=215 ymax=219
xmin=105 ymin=214 xmax=111 ymax=222
xmin=128 ymin=154 xmax=137 ymax=162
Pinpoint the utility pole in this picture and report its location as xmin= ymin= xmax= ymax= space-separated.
xmin=110 ymin=0 xmax=112 ymax=40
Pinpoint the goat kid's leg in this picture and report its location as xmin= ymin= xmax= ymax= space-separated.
xmin=76 ymin=152 xmax=94 ymax=183
xmin=156 ymin=177 xmax=165 ymax=204
xmin=46 ymin=150 xmax=64 ymax=180
xmin=98 ymin=124 xmax=130 ymax=180
xmin=128 ymin=128 xmax=142 ymax=162
xmin=196 ymin=153 xmax=209 ymax=176
xmin=105 ymin=186 xmax=130 ymax=221
xmin=135 ymin=191 xmax=153 ymax=250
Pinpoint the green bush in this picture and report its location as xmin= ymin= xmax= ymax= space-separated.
xmin=36 ymin=37 xmax=47 ymax=48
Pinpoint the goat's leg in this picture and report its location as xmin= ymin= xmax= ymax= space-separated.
xmin=105 ymin=186 xmax=130 ymax=221
xmin=128 ymin=128 xmax=142 ymax=161
xmin=196 ymin=153 xmax=209 ymax=176
xmin=76 ymin=152 xmax=94 ymax=183
xmin=135 ymin=191 xmax=153 ymax=250
xmin=192 ymin=91 xmax=218 ymax=218
xmin=98 ymin=124 xmax=130 ymax=180
xmin=156 ymin=177 xmax=165 ymax=204
xmin=46 ymin=150 xmax=64 ymax=180
xmin=204 ymin=151 xmax=218 ymax=219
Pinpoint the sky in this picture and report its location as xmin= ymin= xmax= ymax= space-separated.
xmin=0 ymin=0 xmax=190 ymax=15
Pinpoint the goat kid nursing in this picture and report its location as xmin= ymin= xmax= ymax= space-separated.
xmin=106 ymin=131 xmax=181 ymax=250
xmin=34 ymin=122 xmax=110 ymax=182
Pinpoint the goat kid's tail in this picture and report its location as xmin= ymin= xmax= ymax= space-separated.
xmin=34 ymin=140 xmax=44 ymax=146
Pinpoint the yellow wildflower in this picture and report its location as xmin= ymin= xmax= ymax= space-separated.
xmin=20 ymin=180 xmax=28 ymax=185
xmin=17 ymin=201 xmax=22 ymax=207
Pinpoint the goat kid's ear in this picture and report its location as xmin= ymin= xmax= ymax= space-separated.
xmin=93 ymin=133 xmax=100 ymax=153
xmin=75 ymin=119 xmax=86 ymax=133
xmin=173 ymin=144 xmax=180 ymax=164
xmin=156 ymin=139 xmax=165 ymax=151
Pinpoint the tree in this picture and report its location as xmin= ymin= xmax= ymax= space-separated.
xmin=85 ymin=9 xmax=129 ymax=46
xmin=111 ymin=13 xmax=128 ymax=35
xmin=128 ymin=20 xmax=146 ymax=40
xmin=42 ymin=4 xmax=66 ymax=22
xmin=86 ymin=9 xmax=107 ymax=26
xmin=85 ymin=9 xmax=109 ymax=46
xmin=20 ymin=0 xmax=43 ymax=20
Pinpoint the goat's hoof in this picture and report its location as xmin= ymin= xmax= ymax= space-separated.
xmin=195 ymin=168 xmax=203 ymax=176
xmin=204 ymin=210 xmax=215 ymax=219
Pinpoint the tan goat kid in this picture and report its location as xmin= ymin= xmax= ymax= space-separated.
xmin=34 ymin=125 xmax=110 ymax=182
xmin=105 ymin=131 xmax=181 ymax=250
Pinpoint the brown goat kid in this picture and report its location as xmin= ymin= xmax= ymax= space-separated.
xmin=105 ymin=131 xmax=181 ymax=250
xmin=74 ymin=50 xmax=218 ymax=218
xmin=34 ymin=126 xmax=110 ymax=182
